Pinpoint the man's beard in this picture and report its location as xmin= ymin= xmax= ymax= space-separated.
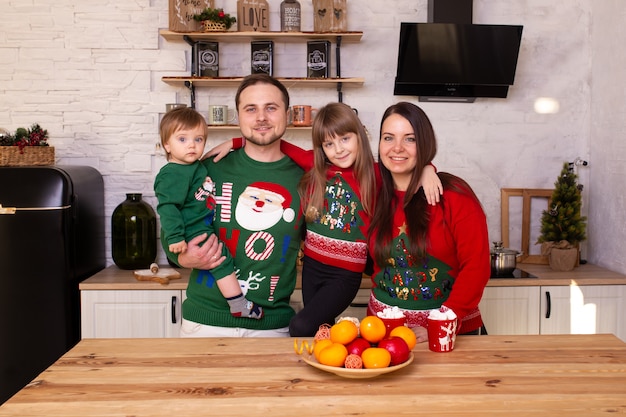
xmin=244 ymin=127 xmax=285 ymax=147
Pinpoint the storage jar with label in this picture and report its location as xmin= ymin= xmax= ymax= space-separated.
xmin=280 ymin=0 xmax=301 ymax=32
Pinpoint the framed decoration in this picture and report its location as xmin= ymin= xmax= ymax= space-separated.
xmin=501 ymin=188 xmax=553 ymax=264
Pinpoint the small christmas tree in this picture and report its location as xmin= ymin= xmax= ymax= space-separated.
xmin=537 ymin=162 xmax=587 ymax=247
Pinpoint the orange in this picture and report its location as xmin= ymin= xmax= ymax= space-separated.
xmin=389 ymin=325 xmax=417 ymax=350
xmin=330 ymin=320 xmax=358 ymax=345
xmin=359 ymin=316 xmax=387 ymax=343
xmin=317 ymin=342 xmax=349 ymax=367
xmin=361 ymin=347 xmax=391 ymax=369
xmin=313 ymin=339 xmax=334 ymax=361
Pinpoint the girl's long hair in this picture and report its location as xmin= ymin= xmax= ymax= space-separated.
xmin=370 ymin=102 xmax=482 ymax=266
xmin=299 ymin=102 xmax=376 ymax=222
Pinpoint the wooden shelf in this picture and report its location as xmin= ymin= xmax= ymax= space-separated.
xmin=162 ymin=76 xmax=364 ymax=88
xmin=159 ymin=29 xmax=364 ymax=104
xmin=159 ymin=29 xmax=363 ymax=43
xmin=207 ymin=125 xmax=311 ymax=131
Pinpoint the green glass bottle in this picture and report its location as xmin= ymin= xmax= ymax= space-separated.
xmin=111 ymin=193 xmax=157 ymax=270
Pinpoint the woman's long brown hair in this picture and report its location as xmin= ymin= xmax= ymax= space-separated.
xmin=370 ymin=102 xmax=482 ymax=266
xmin=299 ymin=102 xmax=376 ymax=222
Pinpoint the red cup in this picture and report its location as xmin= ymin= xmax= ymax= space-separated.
xmin=427 ymin=317 xmax=458 ymax=352
xmin=380 ymin=316 xmax=407 ymax=338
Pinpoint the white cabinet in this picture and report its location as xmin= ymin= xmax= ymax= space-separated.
xmin=81 ymin=290 xmax=184 ymax=338
xmin=539 ymin=285 xmax=626 ymax=340
xmin=479 ymin=285 xmax=626 ymax=341
xmin=479 ymin=287 xmax=541 ymax=335
xmin=83 ymin=288 xmax=307 ymax=339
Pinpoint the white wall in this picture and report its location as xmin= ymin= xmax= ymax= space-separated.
xmin=588 ymin=1 xmax=626 ymax=273
xmin=0 ymin=0 xmax=624 ymax=273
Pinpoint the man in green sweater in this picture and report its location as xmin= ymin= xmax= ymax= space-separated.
xmin=168 ymin=74 xmax=305 ymax=337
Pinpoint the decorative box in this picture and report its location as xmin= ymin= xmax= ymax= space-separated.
xmin=193 ymin=41 xmax=219 ymax=77
xmin=307 ymin=40 xmax=331 ymax=78
xmin=251 ymin=41 xmax=273 ymax=76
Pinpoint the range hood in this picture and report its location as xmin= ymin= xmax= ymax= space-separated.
xmin=393 ymin=0 xmax=523 ymax=102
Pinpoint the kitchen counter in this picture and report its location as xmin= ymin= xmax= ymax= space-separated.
xmin=1 ymin=334 xmax=625 ymax=416
xmin=489 ymin=262 xmax=626 ymax=286
xmin=80 ymin=262 xmax=626 ymax=291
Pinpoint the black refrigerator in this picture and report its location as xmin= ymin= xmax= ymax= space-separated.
xmin=0 ymin=165 xmax=105 ymax=404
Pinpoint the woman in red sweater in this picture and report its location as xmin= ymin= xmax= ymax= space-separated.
xmin=368 ymin=102 xmax=491 ymax=343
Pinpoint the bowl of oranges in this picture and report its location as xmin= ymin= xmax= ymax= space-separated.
xmin=294 ymin=315 xmax=416 ymax=379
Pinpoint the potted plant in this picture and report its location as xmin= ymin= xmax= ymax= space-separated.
xmin=193 ymin=8 xmax=236 ymax=32
xmin=0 ymin=124 xmax=54 ymax=166
xmin=536 ymin=162 xmax=587 ymax=271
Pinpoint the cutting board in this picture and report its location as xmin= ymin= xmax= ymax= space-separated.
xmin=133 ymin=265 xmax=181 ymax=285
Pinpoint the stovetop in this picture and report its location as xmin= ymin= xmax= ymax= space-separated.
xmin=491 ymin=268 xmax=538 ymax=279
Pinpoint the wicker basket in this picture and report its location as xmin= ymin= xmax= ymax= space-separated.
xmin=0 ymin=146 xmax=55 ymax=166
xmin=201 ymin=20 xmax=227 ymax=32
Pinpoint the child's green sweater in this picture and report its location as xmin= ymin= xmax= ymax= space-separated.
xmin=166 ymin=149 xmax=304 ymax=330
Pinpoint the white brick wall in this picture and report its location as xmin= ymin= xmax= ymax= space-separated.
xmin=0 ymin=0 xmax=624 ymax=273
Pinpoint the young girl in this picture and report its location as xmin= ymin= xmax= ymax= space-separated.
xmin=154 ymin=107 xmax=263 ymax=320
xmin=209 ymin=102 xmax=441 ymax=336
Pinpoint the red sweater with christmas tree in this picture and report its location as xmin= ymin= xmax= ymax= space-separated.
xmin=368 ymin=189 xmax=490 ymax=333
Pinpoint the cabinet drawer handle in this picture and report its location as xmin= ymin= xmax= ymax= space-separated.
xmin=171 ymin=296 xmax=177 ymax=324
xmin=350 ymin=303 xmax=368 ymax=308
xmin=545 ymin=291 xmax=551 ymax=319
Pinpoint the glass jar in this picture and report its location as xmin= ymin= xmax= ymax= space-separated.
xmin=111 ymin=193 xmax=157 ymax=270
xmin=280 ymin=0 xmax=301 ymax=32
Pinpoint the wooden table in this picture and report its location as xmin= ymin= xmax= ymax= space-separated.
xmin=1 ymin=335 xmax=625 ymax=416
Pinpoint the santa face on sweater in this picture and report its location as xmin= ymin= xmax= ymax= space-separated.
xmin=235 ymin=182 xmax=296 ymax=231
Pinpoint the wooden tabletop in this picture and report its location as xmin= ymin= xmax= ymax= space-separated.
xmin=1 ymin=334 xmax=625 ymax=416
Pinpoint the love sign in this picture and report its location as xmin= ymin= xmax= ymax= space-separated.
xmin=237 ymin=0 xmax=269 ymax=32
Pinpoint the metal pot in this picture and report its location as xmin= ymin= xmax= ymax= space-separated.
xmin=490 ymin=241 xmax=520 ymax=276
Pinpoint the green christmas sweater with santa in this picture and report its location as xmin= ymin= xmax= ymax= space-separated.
xmin=165 ymin=149 xmax=304 ymax=330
